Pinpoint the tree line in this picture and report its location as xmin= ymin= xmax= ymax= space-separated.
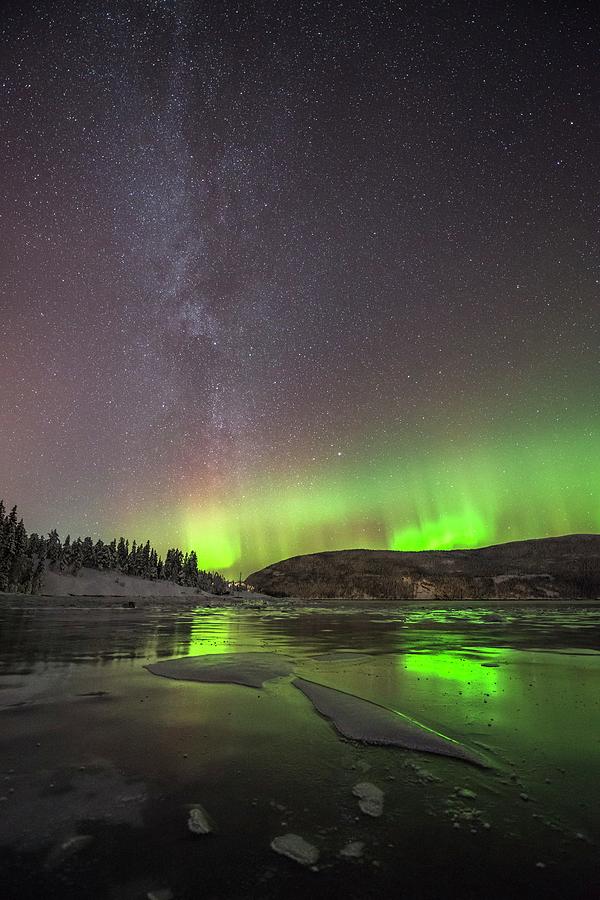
xmin=0 ymin=501 xmax=229 ymax=594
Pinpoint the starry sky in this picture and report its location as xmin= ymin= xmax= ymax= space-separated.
xmin=1 ymin=0 xmax=599 ymax=576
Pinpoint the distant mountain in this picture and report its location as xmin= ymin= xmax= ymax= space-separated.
xmin=246 ymin=535 xmax=600 ymax=600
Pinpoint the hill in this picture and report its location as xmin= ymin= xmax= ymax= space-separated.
xmin=246 ymin=535 xmax=600 ymax=600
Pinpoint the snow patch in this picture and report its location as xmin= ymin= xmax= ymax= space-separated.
xmin=41 ymin=567 xmax=200 ymax=597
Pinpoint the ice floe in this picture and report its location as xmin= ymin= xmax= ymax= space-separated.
xmin=146 ymin=652 xmax=294 ymax=688
xmin=293 ymin=678 xmax=486 ymax=766
xmin=145 ymin=653 xmax=487 ymax=766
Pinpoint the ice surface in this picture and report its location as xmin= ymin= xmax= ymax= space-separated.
xmin=0 ymin=766 xmax=146 ymax=851
xmin=44 ymin=834 xmax=94 ymax=869
xmin=146 ymin=656 xmax=486 ymax=764
xmin=307 ymin=652 xmax=371 ymax=663
xmin=145 ymin=652 xmax=295 ymax=688
xmin=293 ymin=678 xmax=486 ymax=765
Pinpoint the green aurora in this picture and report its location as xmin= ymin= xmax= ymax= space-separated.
xmin=177 ymin=424 xmax=599 ymax=576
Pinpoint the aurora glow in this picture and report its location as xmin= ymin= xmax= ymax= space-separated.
xmin=171 ymin=423 xmax=599 ymax=574
xmin=1 ymin=3 xmax=598 ymax=578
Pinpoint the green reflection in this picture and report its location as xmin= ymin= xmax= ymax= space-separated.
xmin=404 ymin=648 xmax=504 ymax=698
xmin=176 ymin=609 xmax=234 ymax=657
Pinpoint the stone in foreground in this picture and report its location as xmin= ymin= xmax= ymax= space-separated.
xmin=147 ymin=890 xmax=174 ymax=900
xmin=188 ymin=806 xmax=213 ymax=834
xmin=353 ymin=782 xmax=384 ymax=817
xmin=270 ymin=833 xmax=320 ymax=866
xmin=339 ymin=840 xmax=366 ymax=858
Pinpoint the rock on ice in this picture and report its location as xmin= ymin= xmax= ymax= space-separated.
xmin=270 ymin=833 xmax=320 ymax=866
xmin=188 ymin=806 xmax=213 ymax=834
xmin=353 ymin=782 xmax=384 ymax=817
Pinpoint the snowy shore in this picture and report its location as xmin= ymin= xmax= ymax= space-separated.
xmin=0 ymin=567 xmax=281 ymax=608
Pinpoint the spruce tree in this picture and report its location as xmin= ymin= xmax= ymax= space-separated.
xmin=1 ymin=507 xmax=18 ymax=589
xmin=0 ymin=509 xmax=9 ymax=591
xmin=71 ymin=539 xmax=83 ymax=575
xmin=127 ymin=541 xmax=138 ymax=575
xmin=117 ymin=537 xmax=128 ymax=569
xmin=61 ymin=535 xmax=72 ymax=571
xmin=81 ymin=536 xmax=95 ymax=567
xmin=183 ymin=550 xmax=199 ymax=586
xmin=46 ymin=529 xmax=62 ymax=566
xmin=94 ymin=540 xmax=112 ymax=570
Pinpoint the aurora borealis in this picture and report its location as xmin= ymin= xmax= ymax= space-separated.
xmin=1 ymin=1 xmax=599 ymax=576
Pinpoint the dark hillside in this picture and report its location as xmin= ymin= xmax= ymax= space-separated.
xmin=246 ymin=535 xmax=600 ymax=600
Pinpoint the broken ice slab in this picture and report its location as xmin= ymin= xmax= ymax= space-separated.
xmin=146 ymin=652 xmax=295 ymax=688
xmin=293 ymin=678 xmax=488 ymax=766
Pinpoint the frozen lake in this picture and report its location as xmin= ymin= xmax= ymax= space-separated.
xmin=1 ymin=600 xmax=599 ymax=898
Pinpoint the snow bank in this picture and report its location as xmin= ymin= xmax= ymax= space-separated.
xmin=41 ymin=567 xmax=200 ymax=597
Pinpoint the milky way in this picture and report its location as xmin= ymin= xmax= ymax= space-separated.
xmin=1 ymin=1 xmax=599 ymax=574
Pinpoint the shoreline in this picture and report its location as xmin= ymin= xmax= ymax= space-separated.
xmin=0 ymin=592 xmax=282 ymax=610
xmin=1 ymin=593 xmax=598 ymax=610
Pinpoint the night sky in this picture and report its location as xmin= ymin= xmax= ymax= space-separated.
xmin=1 ymin=1 xmax=599 ymax=576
